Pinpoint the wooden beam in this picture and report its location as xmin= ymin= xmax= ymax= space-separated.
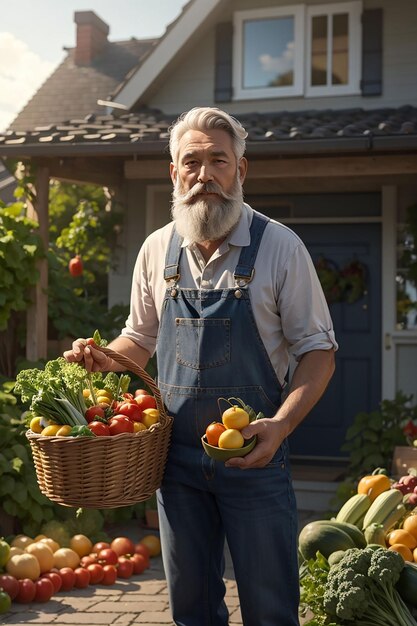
xmin=124 ymin=153 xmax=417 ymax=180
xmin=26 ymin=165 xmax=49 ymax=361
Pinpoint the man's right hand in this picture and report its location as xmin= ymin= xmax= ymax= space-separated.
xmin=63 ymin=338 xmax=112 ymax=372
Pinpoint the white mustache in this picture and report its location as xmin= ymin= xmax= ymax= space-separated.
xmin=181 ymin=182 xmax=235 ymax=203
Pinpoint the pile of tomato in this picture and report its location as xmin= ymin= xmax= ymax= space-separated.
xmin=205 ymin=404 xmax=251 ymax=449
xmin=0 ymin=533 xmax=161 ymax=613
xmin=83 ymin=386 xmax=160 ymax=437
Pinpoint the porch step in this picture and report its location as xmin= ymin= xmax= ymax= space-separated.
xmin=291 ymin=459 xmax=348 ymax=512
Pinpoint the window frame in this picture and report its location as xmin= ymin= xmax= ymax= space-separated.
xmin=305 ymin=1 xmax=362 ymax=97
xmin=232 ymin=5 xmax=305 ymax=101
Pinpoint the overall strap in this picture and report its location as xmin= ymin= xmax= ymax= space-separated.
xmin=164 ymin=227 xmax=183 ymax=282
xmin=234 ymin=212 xmax=269 ymax=283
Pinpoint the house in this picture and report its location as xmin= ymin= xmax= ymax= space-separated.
xmin=1 ymin=0 xmax=417 ymax=462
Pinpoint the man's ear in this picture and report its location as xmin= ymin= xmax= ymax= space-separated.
xmin=238 ymin=157 xmax=248 ymax=183
xmin=170 ymin=162 xmax=177 ymax=185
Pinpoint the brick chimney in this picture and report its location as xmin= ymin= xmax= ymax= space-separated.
xmin=74 ymin=11 xmax=109 ymax=65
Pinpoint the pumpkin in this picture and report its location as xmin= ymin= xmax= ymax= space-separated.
xmin=25 ymin=542 xmax=54 ymax=573
xmin=53 ymin=547 xmax=80 ymax=569
xmin=6 ymin=553 xmax=41 ymax=580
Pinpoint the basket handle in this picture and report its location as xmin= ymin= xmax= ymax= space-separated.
xmin=95 ymin=345 xmax=167 ymax=419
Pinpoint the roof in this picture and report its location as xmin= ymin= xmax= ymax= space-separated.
xmin=2 ymin=105 xmax=417 ymax=159
xmin=9 ymin=38 xmax=157 ymax=132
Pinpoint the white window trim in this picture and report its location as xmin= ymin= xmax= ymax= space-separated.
xmin=233 ymin=5 xmax=305 ymax=101
xmin=305 ymin=1 xmax=362 ymax=98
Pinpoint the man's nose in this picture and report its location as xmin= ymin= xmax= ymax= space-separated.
xmin=197 ymin=165 xmax=213 ymax=183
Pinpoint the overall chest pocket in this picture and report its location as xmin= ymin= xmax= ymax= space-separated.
xmin=175 ymin=318 xmax=231 ymax=369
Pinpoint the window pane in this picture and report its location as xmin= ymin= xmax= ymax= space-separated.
xmin=311 ymin=15 xmax=328 ymax=86
xmin=397 ymin=212 xmax=417 ymax=330
xmin=332 ymin=13 xmax=349 ymax=85
xmin=242 ymin=17 xmax=294 ymax=89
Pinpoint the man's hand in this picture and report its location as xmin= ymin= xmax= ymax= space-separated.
xmin=63 ymin=338 xmax=112 ymax=372
xmin=225 ymin=418 xmax=287 ymax=469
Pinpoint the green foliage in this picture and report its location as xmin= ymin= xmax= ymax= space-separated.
xmin=299 ymin=551 xmax=340 ymax=625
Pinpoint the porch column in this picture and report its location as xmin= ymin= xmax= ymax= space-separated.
xmin=26 ymin=165 xmax=49 ymax=360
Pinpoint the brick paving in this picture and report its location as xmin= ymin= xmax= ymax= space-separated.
xmin=3 ymin=511 xmax=318 ymax=626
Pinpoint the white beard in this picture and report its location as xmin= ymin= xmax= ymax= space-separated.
xmin=171 ymin=178 xmax=244 ymax=243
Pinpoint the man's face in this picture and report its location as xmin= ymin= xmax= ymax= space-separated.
xmin=170 ymin=129 xmax=247 ymax=243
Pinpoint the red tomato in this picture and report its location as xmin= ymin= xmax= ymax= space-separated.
xmin=205 ymin=422 xmax=226 ymax=446
xmin=87 ymin=563 xmax=104 ymax=584
xmin=98 ymin=548 xmax=118 ymax=565
xmin=122 ymin=392 xmax=135 ymax=401
xmin=41 ymin=571 xmax=62 ymax=594
xmin=88 ymin=421 xmax=110 ymax=436
xmin=108 ymin=415 xmax=134 ymax=435
xmin=111 ymin=536 xmax=135 ymax=556
xmin=135 ymin=394 xmax=157 ymax=412
xmin=135 ymin=389 xmax=150 ymax=397
xmin=80 ymin=554 xmax=98 ymax=567
xmin=74 ymin=567 xmax=91 ymax=588
xmin=15 ymin=578 xmax=36 ymax=603
xmin=101 ymin=564 xmax=117 ymax=586
xmin=68 ymin=255 xmax=83 ymax=277
xmin=59 ymin=567 xmax=75 ymax=591
xmin=85 ymin=405 xmax=106 ymax=423
xmin=0 ymin=574 xmax=19 ymax=600
xmin=34 ymin=577 xmax=54 ymax=602
xmin=92 ymin=542 xmax=110 ymax=552
xmin=117 ymin=401 xmax=142 ymax=422
xmin=130 ymin=553 xmax=148 ymax=575
xmin=134 ymin=542 xmax=151 ymax=564
xmin=117 ymin=556 xmax=134 ymax=579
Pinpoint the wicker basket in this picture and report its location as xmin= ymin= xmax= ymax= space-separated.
xmin=26 ymin=346 xmax=173 ymax=508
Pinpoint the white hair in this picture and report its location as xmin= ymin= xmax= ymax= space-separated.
xmin=169 ymin=107 xmax=248 ymax=165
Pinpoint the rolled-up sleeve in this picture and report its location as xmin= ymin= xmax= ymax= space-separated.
xmin=278 ymin=243 xmax=338 ymax=361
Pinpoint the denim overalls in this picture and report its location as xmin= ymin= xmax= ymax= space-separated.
xmin=156 ymin=213 xmax=300 ymax=626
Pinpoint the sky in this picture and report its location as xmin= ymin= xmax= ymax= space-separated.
xmin=0 ymin=0 xmax=186 ymax=132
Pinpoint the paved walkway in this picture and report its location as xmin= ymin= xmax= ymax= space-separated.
xmin=3 ymin=511 xmax=319 ymax=626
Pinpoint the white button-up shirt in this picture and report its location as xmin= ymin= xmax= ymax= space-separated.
xmin=121 ymin=203 xmax=338 ymax=386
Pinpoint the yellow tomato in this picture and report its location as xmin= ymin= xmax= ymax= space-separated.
xmin=133 ymin=422 xmax=147 ymax=433
xmin=221 ymin=406 xmax=250 ymax=430
xmin=142 ymin=408 xmax=160 ymax=429
xmin=41 ymin=424 xmax=61 ymax=436
xmin=218 ymin=428 xmax=244 ymax=449
xmin=56 ymin=425 xmax=73 ymax=437
xmin=29 ymin=416 xmax=43 ymax=434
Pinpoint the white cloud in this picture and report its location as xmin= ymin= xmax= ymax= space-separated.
xmin=259 ymin=41 xmax=294 ymax=77
xmin=0 ymin=33 xmax=55 ymax=132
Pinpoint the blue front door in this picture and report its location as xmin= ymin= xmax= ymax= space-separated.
xmin=287 ymin=222 xmax=382 ymax=458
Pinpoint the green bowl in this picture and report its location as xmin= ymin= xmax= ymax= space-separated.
xmin=201 ymin=434 xmax=257 ymax=462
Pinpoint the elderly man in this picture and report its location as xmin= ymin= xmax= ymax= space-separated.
xmin=64 ymin=106 xmax=337 ymax=626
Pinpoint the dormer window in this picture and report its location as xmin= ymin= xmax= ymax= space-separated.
xmin=232 ymin=2 xmax=362 ymax=101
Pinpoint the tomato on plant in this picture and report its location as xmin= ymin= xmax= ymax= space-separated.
xmin=15 ymin=578 xmax=36 ymax=603
xmin=117 ymin=556 xmax=134 ymax=579
xmin=117 ymin=401 xmax=142 ymax=422
xmin=88 ymin=421 xmax=110 ymax=436
xmin=85 ymin=405 xmax=106 ymax=423
xmin=101 ymin=564 xmax=117 ymax=586
xmin=34 ymin=577 xmax=54 ymax=602
xmin=205 ymin=422 xmax=226 ymax=446
xmin=108 ymin=415 xmax=134 ymax=435
xmin=0 ymin=590 xmax=11 ymax=614
xmin=0 ymin=574 xmax=19 ymax=600
xmin=135 ymin=394 xmax=157 ymax=412
xmin=74 ymin=567 xmax=91 ymax=589
xmin=68 ymin=255 xmax=83 ymax=277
